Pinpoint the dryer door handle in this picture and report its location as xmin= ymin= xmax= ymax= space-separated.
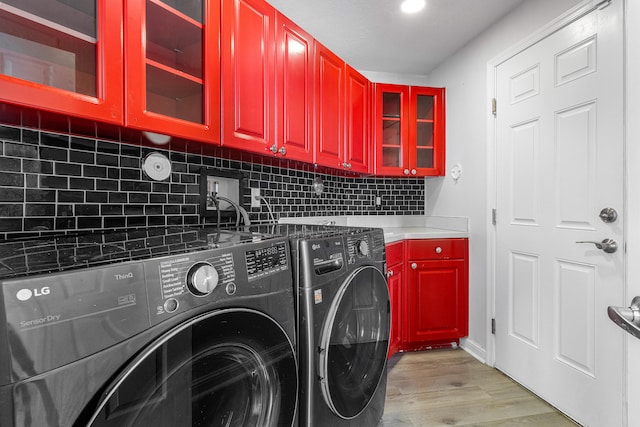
xmin=314 ymin=258 xmax=344 ymax=275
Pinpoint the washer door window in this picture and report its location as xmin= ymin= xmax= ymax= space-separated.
xmin=319 ymin=265 xmax=390 ymax=419
xmin=85 ymin=309 xmax=297 ymax=427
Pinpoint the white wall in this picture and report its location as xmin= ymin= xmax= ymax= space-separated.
xmin=423 ymin=0 xmax=584 ymax=360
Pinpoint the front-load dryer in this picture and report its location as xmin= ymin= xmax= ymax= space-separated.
xmin=0 ymin=227 xmax=298 ymax=427
xmin=292 ymin=226 xmax=390 ymax=426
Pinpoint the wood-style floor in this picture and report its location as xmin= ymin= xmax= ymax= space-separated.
xmin=380 ymin=349 xmax=580 ymax=426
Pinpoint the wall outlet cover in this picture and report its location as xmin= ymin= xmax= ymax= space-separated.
xmin=251 ymin=188 xmax=261 ymax=208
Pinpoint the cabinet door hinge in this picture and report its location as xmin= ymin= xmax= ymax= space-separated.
xmin=492 ymin=208 xmax=497 ymax=226
xmin=491 ymin=98 xmax=497 ymax=116
xmin=491 ymin=318 xmax=496 ymax=334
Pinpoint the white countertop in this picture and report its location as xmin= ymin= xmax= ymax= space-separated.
xmin=279 ymin=215 xmax=469 ymax=244
xmin=382 ymin=226 xmax=468 ymax=243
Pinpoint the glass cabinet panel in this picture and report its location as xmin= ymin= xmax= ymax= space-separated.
xmin=415 ymin=94 xmax=435 ymax=168
xmin=145 ymin=0 xmax=204 ymax=123
xmin=381 ymin=92 xmax=402 ymax=168
xmin=0 ymin=0 xmax=97 ymax=96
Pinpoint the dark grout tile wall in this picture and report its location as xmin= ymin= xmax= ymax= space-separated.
xmin=0 ymin=119 xmax=424 ymax=240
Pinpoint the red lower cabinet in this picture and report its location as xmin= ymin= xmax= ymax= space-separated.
xmin=404 ymin=239 xmax=468 ymax=350
xmin=385 ymin=241 xmax=404 ymax=359
xmin=385 ymin=238 xmax=468 ymax=358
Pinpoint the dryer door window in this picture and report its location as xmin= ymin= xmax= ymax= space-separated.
xmin=83 ymin=308 xmax=297 ymax=427
xmin=318 ymin=265 xmax=390 ymax=419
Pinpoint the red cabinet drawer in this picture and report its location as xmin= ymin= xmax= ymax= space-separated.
xmin=386 ymin=241 xmax=404 ymax=266
xmin=406 ymin=238 xmax=467 ymax=260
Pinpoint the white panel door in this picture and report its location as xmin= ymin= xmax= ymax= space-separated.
xmin=495 ymin=2 xmax=624 ymax=426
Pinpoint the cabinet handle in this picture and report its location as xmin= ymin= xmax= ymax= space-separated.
xmin=386 ymin=270 xmax=394 ymax=278
xmin=270 ymin=145 xmax=287 ymax=155
xmin=411 ymin=263 xmax=417 ymax=270
xmin=403 ymin=169 xmax=410 ymax=175
xmin=435 ymin=247 xmax=442 ymax=254
xmin=411 ymin=169 xmax=417 ymax=175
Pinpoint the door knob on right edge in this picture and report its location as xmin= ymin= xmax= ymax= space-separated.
xmin=599 ymin=207 xmax=618 ymax=223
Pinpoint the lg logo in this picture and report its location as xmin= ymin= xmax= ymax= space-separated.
xmin=16 ymin=287 xmax=51 ymax=301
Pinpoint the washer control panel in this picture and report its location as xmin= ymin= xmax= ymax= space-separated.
xmin=245 ymin=242 xmax=288 ymax=280
xmin=346 ymin=234 xmax=372 ymax=264
xmin=186 ymin=262 xmax=220 ymax=296
xmin=147 ymin=239 xmax=290 ymax=325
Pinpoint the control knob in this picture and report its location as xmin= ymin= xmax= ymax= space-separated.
xmin=357 ymin=240 xmax=370 ymax=257
xmin=187 ymin=262 xmax=219 ymax=296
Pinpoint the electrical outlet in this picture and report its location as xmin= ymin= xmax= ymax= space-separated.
xmin=251 ymin=188 xmax=261 ymax=208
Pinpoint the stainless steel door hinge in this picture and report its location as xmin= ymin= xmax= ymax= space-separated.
xmin=491 ymin=98 xmax=497 ymax=116
xmin=491 ymin=318 xmax=496 ymax=334
xmin=492 ymin=208 xmax=497 ymax=226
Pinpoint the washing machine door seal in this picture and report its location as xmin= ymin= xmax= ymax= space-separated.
xmin=81 ymin=308 xmax=297 ymax=427
xmin=318 ymin=265 xmax=390 ymax=419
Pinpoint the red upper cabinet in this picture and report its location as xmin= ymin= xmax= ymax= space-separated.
xmin=274 ymin=12 xmax=314 ymax=161
xmin=221 ymin=0 xmax=275 ymax=153
xmin=314 ymin=42 xmax=344 ymax=168
xmin=374 ymin=84 xmax=409 ymax=175
xmin=375 ymin=84 xmax=445 ymax=176
xmin=0 ymin=0 xmax=123 ymax=124
xmin=410 ymin=86 xmax=445 ymax=175
xmin=344 ymin=65 xmax=370 ymax=173
xmin=125 ymin=0 xmax=219 ymax=143
xmin=314 ymin=43 xmax=371 ymax=172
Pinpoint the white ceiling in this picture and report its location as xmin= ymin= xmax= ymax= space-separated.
xmin=266 ymin=0 xmax=527 ymax=76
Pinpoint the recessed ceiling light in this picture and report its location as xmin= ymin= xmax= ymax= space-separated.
xmin=401 ymin=0 xmax=425 ymax=14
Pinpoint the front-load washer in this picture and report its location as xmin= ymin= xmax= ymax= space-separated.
xmin=290 ymin=226 xmax=390 ymax=426
xmin=0 ymin=226 xmax=298 ymax=427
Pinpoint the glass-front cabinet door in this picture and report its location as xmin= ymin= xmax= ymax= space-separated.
xmin=410 ymin=86 xmax=445 ymax=176
xmin=125 ymin=0 xmax=220 ymax=143
xmin=0 ymin=0 xmax=123 ymax=123
xmin=374 ymin=83 xmax=445 ymax=177
xmin=375 ymin=84 xmax=409 ymax=175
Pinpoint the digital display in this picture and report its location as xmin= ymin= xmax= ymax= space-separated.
xmin=245 ymin=242 xmax=288 ymax=279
